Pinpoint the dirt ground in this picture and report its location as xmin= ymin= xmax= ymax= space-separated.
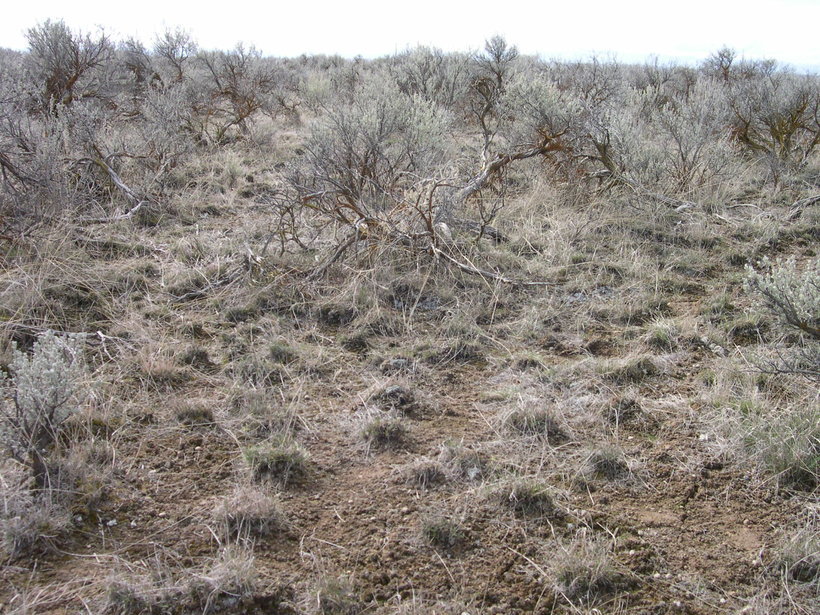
xmin=1 ymin=190 xmax=817 ymax=615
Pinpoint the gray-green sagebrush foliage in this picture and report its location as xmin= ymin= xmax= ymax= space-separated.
xmin=0 ymin=330 xmax=86 ymax=489
xmin=745 ymin=257 xmax=820 ymax=380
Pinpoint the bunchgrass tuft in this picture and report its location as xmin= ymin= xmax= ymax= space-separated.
xmin=243 ymin=437 xmax=308 ymax=486
xmin=404 ymin=458 xmax=447 ymax=489
xmin=316 ymin=577 xmax=363 ymax=615
xmin=213 ymin=486 xmax=287 ymax=540
xmin=420 ymin=515 xmax=465 ymax=551
xmin=554 ymin=533 xmax=627 ymax=605
xmin=360 ymin=413 xmax=408 ymax=450
xmin=497 ymin=479 xmax=558 ymax=518
xmin=503 ymin=407 xmax=568 ymax=444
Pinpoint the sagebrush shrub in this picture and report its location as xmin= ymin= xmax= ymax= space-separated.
xmin=745 ymin=257 xmax=819 ymax=380
xmin=0 ymin=330 xmax=85 ymax=489
xmin=745 ymin=258 xmax=819 ymax=340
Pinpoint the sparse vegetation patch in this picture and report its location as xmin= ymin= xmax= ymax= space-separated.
xmin=0 ymin=26 xmax=818 ymax=614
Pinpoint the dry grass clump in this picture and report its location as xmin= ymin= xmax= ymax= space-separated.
xmin=502 ymin=406 xmax=568 ymax=444
xmin=417 ymin=338 xmax=486 ymax=366
xmin=315 ymin=302 xmax=358 ymax=328
xmin=601 ymin=356 xmax=659 ymax=383
xmin=369 ymin=383 xmax=415 ymax=413
xmin=177 ymin=344 xmax=216 ymax=371
xmin=512 ymin=350 xmax=550 ymax=371
xmin=773 ymin=520 xmax=819 ymax=585
xmin=607 ymin=293 xmax=672 ymax=327
xmin=133 ymin=345 xmax=191 ymax=390
xmin=315 ymin=577 xmax=364 ymax=615
xmin=739 ymin=406 xmax=818 ymax=491
xmin=553 ymin=533 xmax=627 ymax=605
xmin=229 ymin=388 xmax=305 ymax=438
xmin=403 ymin=458 xmax=447 ymax=490
xmin=420 ymin=514 xmax=466 ymax=551
xmin=738 ymin=517 xmax=820 ymax=615
xmin=187 ymin=545 xmax=258 ymax=612
xmin=366 ymin=382 xmax=432 ymax=418
xmin=495 ymin=479 xmax=559 ymax=518
xmin=242 ymin=436 xmax=309 ymax=486
xmin=0 ymin=247 xmax=120 ymax=341
xmin=174 ymin=401 xmax=216 ymax=427
xmin=582 ymin=445 xmax=632 ymax=482
xmin=105 ymin=546 xmax=259 ymax=615
xmin=378 ymin=356 xmax=417 ymax=375
xmin=359 ymin=412 xmax=409 ymax=451
xmin=267 ymin=340 xmax=300 ymax=365
xmin=726 ymin=313 xmax=769 ymax=345
xmin=700 ymin=291 xmax=737 ymax=324
xmin=643 ymin=318 xmax=680 ymax=351
xmin=704 ymin=369 xmax=818 ymax=491
xmin=338 ymin=331 xmax=371 ymax=353
xmin=231 ymin=352 xmax=290 ymax=387
xmin=213 ymin=486 xmax=287 ymax=540
xmin=604 ymin=394 xmax=644 ymax=427
xmin=438 ymin=441 xmax=493 ymax=483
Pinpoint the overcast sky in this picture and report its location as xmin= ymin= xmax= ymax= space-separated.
xmin=1 ymin=0 xmax=818 ymax=70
